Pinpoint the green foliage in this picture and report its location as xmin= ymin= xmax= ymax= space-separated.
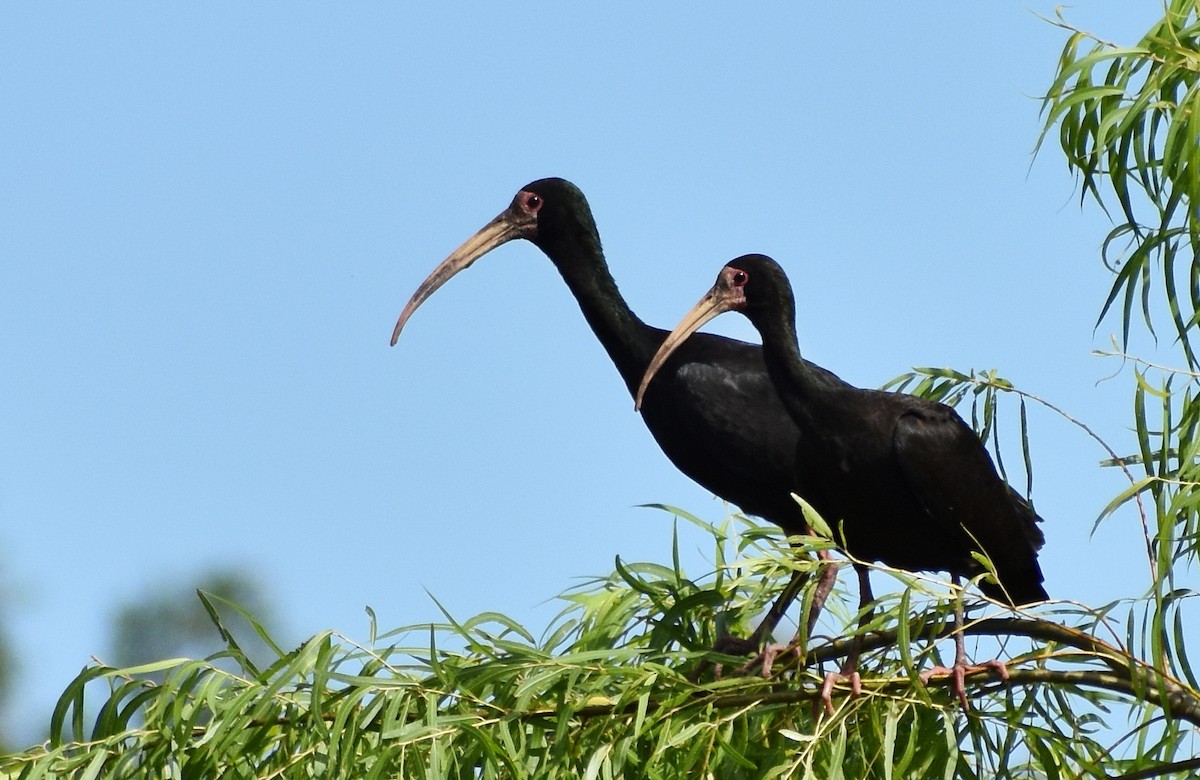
xmin=2 ymin=513 xmax=1199 ymax=778
xmin=1040 ymin=1 xmax=1200 ymax=364
xmin=10 ymin=5 xmax=1200 ymax=777
xmin=1038 ymin=8 xmax=1200 ymax=775
xmin=0 ymin=564 xmax=16 ymax=752
xmin=110 ymin=569 xmax=278 ymax=672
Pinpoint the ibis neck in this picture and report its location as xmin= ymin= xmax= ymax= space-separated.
xmin=548 ymin=244 xmax=656 ymax=392
xmin=753 ymin=309 xmax=846 ymax=424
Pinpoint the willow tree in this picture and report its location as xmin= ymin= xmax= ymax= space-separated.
xmin=6 ymin=5 xmax=1200 ymax=778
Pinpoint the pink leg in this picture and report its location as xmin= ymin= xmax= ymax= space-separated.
xmin=817 ymin=564 xmax=871 ymax=715
xmin=708 ymin=546 xmax=838 ymax=678
xmin=918 ymin=576 xmax=1009 ymax=711
xmin=735 ymin=548 xmax=839 ymax=677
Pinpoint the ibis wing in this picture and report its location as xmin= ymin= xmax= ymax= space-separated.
xmin=892 ymin=405 xmax=1046 ymax=604
xmin=645 ymin=335 xmax=805 ymax=533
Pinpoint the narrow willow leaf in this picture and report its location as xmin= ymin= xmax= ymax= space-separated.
xmin=882 ymin=702 xmax=898 ymax=780
xmin=791 ymin=493 xmax=833 ymax=541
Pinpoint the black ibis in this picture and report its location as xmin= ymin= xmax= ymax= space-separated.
xmin=391 ymin=179 xmax=836 ymax=659
xmin=636 ymin=254 xmax=1048 ymax=710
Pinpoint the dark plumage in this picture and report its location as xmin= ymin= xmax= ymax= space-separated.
xmin=638 ymin=253 xmax=1047 ymax=604
xmin=391 ymin=180 xmax=837 ymax=652
xmin=636 ymin=254 xmax=1047 ymax=707
xmin=392 ymin=179 xmax=807 ymax=531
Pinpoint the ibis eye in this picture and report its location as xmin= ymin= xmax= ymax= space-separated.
xmin=524 ymin=193 xmax=543 ymax=212
xmin=732 ymin=270 xmax=748 ymax=286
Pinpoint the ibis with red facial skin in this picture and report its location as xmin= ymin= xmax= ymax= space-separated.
xmin=636 ymin=253 xmax=1048 ymax=710
xmin=391 ymin=180 xmax=837 ymax=663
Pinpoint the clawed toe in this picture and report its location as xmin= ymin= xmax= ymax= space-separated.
xmin=696 ymin=634 xmax=797 ymax=680
xmin=815 ymin=668 xmax=862 ymax=716
xmin=920 ymin=659 xmax=1008 ymax=711
xmin=711 ymin=634 xmax=763 ymax=658
xmin=707 ymin=639 xmax=801 ymax=679
xmin=739 ymin=641 xmax=801 ymax=677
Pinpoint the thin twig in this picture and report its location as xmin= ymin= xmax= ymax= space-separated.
xmin=969 ymin=374 xmax=1157 ymax=585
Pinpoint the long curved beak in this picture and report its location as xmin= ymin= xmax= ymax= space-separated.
xmin=390 ymin=208 xmax=535 ymax=346
xmin=635 ymin=279 xmax=739 ymax=411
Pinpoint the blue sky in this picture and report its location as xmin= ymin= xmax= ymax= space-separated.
xmin=0 ymin=3 xmax=1165 ymax=743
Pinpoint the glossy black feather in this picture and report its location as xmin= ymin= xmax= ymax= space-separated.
xmin=523 ymin=179 xmax=818 ymax=533
xmin=720 ymin=255 xmax=1047 ymax=606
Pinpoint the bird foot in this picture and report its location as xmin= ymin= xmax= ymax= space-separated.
xmin=695 ymin=632 xmax=805 ymax=679
xmin=816 ymin=669 xmax=862 ymax=717
xmin=919 ymin=659 xmax=1009 ymax=711
xmin=737 ymin=641 xmax=801 ymax=678
xmin=689 ymin=634 xmax=762 ymax=681
xmin=711 ymin=633 xmax=762 ymax=657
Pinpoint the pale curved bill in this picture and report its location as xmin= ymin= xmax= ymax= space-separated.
xmin=389 ymin=213 xmax=523 ymax=346
xmin=634 ymin=286 xmax=728 ymax=411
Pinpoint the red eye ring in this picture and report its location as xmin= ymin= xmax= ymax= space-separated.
xmin=523 ymin=193 xmax=543 ymax=213
xmin=732 ymin=270 xmax=748 ymax=286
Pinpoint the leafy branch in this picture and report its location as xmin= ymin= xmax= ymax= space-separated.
xmin=3 ymin=518 xmax=1197 ymax=778
xmin=1038 ymin=1 xmax=1200 ymax=365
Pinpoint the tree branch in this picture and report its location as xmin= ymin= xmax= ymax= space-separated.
xmin=1108 ymin=757 xmax=1200 ymax=780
